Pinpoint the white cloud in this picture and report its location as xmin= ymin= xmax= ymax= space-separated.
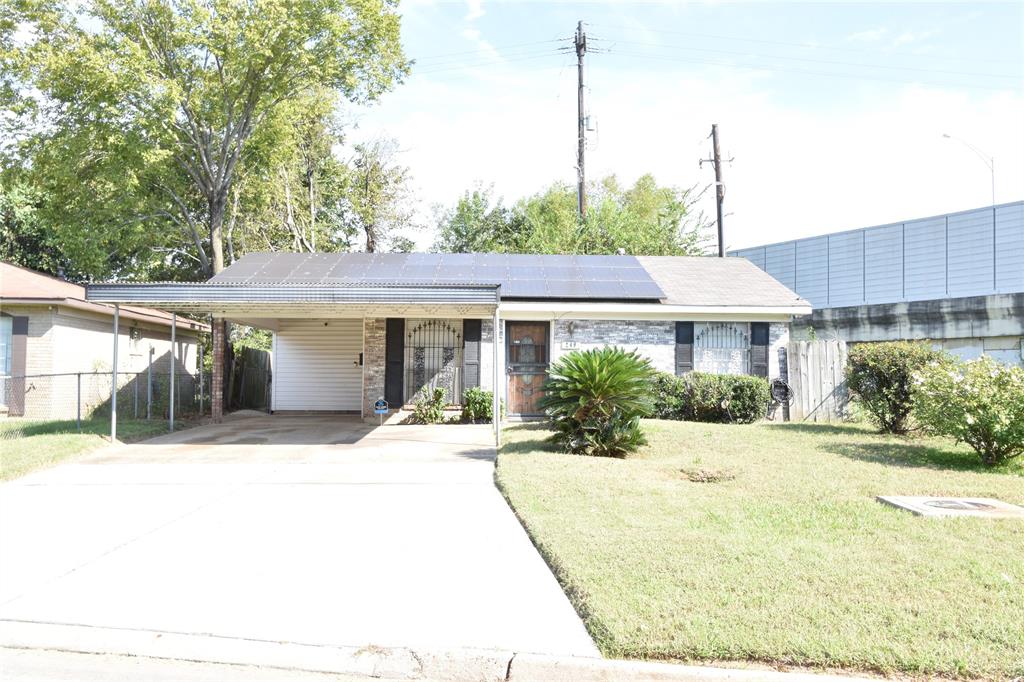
xmin=464 ymin=0 xmax=484 ymax=22
xmin=893 ymin=29 xmax=937 ymax=46
xmin=847 ymin=27 xmax=887 ymax=43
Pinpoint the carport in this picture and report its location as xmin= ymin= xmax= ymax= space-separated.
xmin=85 ymin=279 xmax=504 ymax=445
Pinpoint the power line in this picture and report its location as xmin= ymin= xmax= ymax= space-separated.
xmin=595 ymin=39 xmax=1020 ymax=80
xmin=414 ymin=50 xmax=565 ymax=75
xmin=411 ymin=38 xmax=570 ymax=63
xmin=593 ymin=48 xmax=1020 ymax=92
xmin=588 ymin=23 xmax=1023 ymax=65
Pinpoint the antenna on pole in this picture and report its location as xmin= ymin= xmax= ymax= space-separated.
xmin=700 ymin=124 xmax=734 ymax=257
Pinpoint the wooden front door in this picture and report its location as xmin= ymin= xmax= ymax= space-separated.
xmin=506 ymin=321 xmax=549 ymax=416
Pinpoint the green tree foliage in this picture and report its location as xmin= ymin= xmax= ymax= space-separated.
xmin=913 ymin=355 xmax=1024 ymax=466
xmin=5 ymin=0 xmax=408 ymax=278
xmin=845 ymin=341 xmax=948 ymax=435
xmin=540 ymin=347 xmax=656 ymax=457
xmin=434 ymin=176 xmax=710 ymax=255
xmin=0 ymin=182 xmax=79 ymax=278
xmin=341 ymin=139 xmax=417 ymax=253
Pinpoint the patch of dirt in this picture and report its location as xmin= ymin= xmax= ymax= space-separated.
xmin=679 ymin=466 xmax=738 ymax=483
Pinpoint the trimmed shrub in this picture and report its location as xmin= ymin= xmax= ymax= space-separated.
xmin=913 ymin=355 xmax=1024 ymax=466
xmin=650 ymin=372 xmax=687 ymax=420
xmin=540 ymin=347 xmax=655 ymax=457
xmin=650 ymin=371 xmax=769 ymax=424
xmin=461 ymin=386 xmax=501 ymax=423
xmin=684 ymin=372 xmax=770 ymax=424
xmin=846 ymin=341 xmax=947 ymax=434
xmin=411 ymin=387 xmax=447 ymax=424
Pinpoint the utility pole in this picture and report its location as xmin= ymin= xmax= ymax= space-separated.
xmin=700 ymin=124 xmax=732 ymax=257
xmin=575 ymin=20 xmax=587 ymax=221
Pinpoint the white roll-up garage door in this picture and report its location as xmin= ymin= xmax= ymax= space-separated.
xmin=272 ymin=319 xmax=362 ymax=411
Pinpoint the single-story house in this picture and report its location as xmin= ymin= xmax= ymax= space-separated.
xmin=85 ymin=252 xmax=810 ymax=439
xmin=0 ymin=262 xmax=207 ymax=419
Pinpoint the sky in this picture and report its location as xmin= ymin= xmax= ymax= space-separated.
xmin=347 ymin=1 xmax=1024 ymax=251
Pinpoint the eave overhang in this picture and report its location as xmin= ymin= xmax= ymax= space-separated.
xmin=85 ymin=282 xmax=501 ymax=315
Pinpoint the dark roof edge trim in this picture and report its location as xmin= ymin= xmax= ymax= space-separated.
xmin=86 ymin=283 xmax=500 ymax=305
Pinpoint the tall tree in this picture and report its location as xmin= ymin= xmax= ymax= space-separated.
xmin=434 ymin=175 xmax=711 ymax=256
xmin=342 ymin=138 xmax=415 ymax=253
xmin=6 ymin=0 xmax=408 ymax=278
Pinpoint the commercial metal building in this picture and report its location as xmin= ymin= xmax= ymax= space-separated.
xmin=730 ymin=201 xmax=1024 ymax=365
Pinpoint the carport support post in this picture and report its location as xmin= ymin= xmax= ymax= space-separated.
xmin=169 ymin=313 xmax=176 ymax=432
xmin=111 ymin=304 xmax=119 ymax=442
xmin=492 ymin=307 xmax=501 ymax=447
xmin=211 ymin=317 xmax=224 ymax=422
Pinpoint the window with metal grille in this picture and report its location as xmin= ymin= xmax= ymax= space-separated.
xmin=404 ymin=319 xmax=463 ymax=404
xmin=694 ymin=322 xmax=751 ymax=374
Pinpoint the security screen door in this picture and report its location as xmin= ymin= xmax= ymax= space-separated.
xmin=505 ymin=322 xmax=549 ymax=416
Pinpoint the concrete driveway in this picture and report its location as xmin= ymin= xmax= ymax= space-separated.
xmin=0 ymin=415 xmax=598 ymax=663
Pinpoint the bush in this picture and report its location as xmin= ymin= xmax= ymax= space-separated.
xmin=461 ymin=386 xmax=502 ymax=423
xmin=539 ymin=347 xmax=655 ymax=457
xmin=650 ymin=371 xmax=769 ymax=424
xmin=650 ymin=372 xmax=687 ymax=420
xmin=411 ymin=387 xmax=447 ymax=424
xmin=913 ymin=356 xmax=1024 ymax=467
xmin=845 ymin=341 xmax=947 ymax=434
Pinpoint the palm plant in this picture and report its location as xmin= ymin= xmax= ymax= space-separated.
xmin=539 ymin=347 xmax=655 ymax=457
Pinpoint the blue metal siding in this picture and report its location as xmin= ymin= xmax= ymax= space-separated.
xmin=947 ymin=207 xmax=995 ymax=297
xmin=863 ymin=223 xmax=903 ymax=304
xmin=795 ymin=237 xmax=829 ymax=308
xmin=995 ymin=202 xmax=1024 ymax=292
xmin=903 ymin=216 xmax=948 ymax=300
xmin=734 ymin=247 xmax=766 ymax=270
xmin=827 ymin=231 xmax=864 ymax=307
xmin=764 ymin=243 xmax=796 ymax=291
xmin=730 ymin=201 xmax=1023 ymax=307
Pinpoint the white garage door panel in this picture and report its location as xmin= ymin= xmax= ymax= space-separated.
xmin=273 ymin=319 xmax=362 ymax=411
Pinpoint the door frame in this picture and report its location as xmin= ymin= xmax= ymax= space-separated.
xmin=504 ymin=320 xmax=550 ymax=417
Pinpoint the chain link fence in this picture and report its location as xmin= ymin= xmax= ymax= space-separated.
xmin=1 ymin=369 xmax=211 ymax=429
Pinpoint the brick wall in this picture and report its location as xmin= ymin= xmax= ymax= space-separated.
xmin=552 ymin=319 xmax=677 ymax=374
xmin=211 ymin=319 xmax=224 ymax=420
xmin=362 ymin=318 xmax=386 ymax=418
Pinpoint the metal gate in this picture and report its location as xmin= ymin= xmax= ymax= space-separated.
xmin=404 ymin=319 xmax=463 ymax=404
xmin=694 ymin=322 xmax=750 ymax=374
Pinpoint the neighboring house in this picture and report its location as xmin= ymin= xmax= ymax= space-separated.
xmin=0 ymin=262 xmax=208 ymax=419
xmin=731 ymin=201 xmax=1024 ymax=366
xmin=85 ymin=252 xmax=810 ymax=423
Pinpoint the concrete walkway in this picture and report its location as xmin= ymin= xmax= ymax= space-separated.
xmin=0 ymin=415 xmax=598 ymax=664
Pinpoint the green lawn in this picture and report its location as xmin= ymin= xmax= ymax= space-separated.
xmin=496 ymin=420 xmax=1024 ymax=679
xmin=0 ymin=418 xmax=184 ymax=481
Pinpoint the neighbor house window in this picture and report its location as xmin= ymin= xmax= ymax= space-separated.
xmin=0 ymin=315 xmax=12 ymax=407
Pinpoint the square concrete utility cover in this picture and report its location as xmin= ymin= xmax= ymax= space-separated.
xmin=877 ymin=496 xmax=1024 ymax=519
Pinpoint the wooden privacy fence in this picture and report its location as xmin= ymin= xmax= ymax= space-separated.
xmin=227 ymin=346 xmax=272 ymax=411
xmin=787 ymin=340 xmax=849 ymax=422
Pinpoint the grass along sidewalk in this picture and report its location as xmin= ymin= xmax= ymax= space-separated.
xmin=0 ymin=418 xmax=190 ymax=481
xmin=496 ymin=420 xmax=1023 ymax=680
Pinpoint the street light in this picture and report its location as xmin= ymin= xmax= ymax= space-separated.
xmin=942 ymin=133 xmax=995 ymax=206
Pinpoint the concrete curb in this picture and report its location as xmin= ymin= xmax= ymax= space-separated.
xmin=0 ymin=620 xmax=879 ymax=682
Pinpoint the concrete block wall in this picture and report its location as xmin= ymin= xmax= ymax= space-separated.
xmin=362 ymin=318 xmax=386 ymax=418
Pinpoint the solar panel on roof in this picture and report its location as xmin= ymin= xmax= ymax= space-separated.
xmin=210 ymin=251 xmax=664 ymax=300
xmin=546 ymin=280 xmax=590 ymax=298
xmin=504 ymin=280 xmax=547 ymax=297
